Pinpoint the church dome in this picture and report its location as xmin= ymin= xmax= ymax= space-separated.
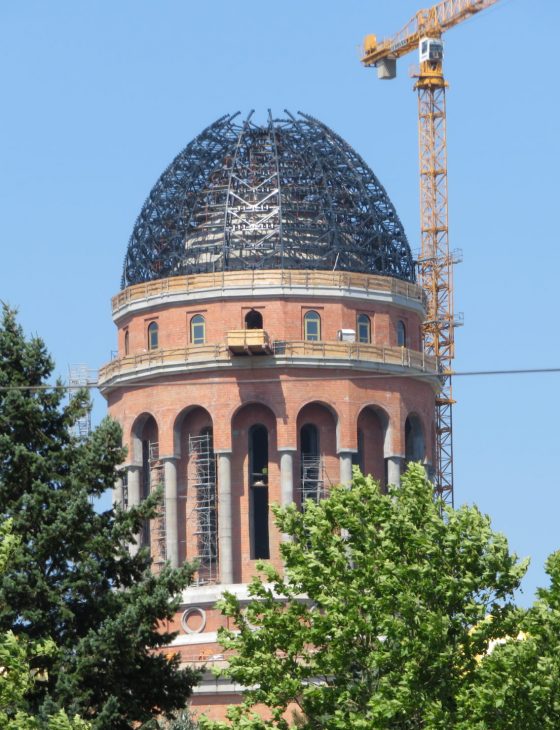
xmin=121 ymin=111 xmax=414 ymax=288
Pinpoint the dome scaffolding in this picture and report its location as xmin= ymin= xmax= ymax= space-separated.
xmin=121 ymin=111 xmax=414 ymax=288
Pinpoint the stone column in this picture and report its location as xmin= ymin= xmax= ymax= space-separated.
xmin=338 ymin=451 xmax=354 ymax=486
xmin=113 ymin=476 xmax=123 ymax=509
xmin=217 ymin=451 xmax=233 ymax=585
xmin=126 ymin=465 xmax=142 ymax=556
xmin=278 ymin=448 xmax=296 ymax=543
xmin=338 ymin=451 xmax=356 ymax=552
xmin=386 ymin=456 xmax=402 ymax=487
xmin=279 ymin=449 xmax=296 ymax=507
xmin=162 ymin=457 xmax=179 ymax=568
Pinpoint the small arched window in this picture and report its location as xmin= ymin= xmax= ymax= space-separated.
xmin=397 ymin=320 xmax=406 ymax=347
xmin=245 ymin=309 xmax=263 ymax=330
xmin=124 ymin=330 xmax=129 ymax=356
xmin=304 ymin=311 xmax=321 ymax=341
xmin=190 ymin=314 xmax=206 ymax=344
xmin=357 ymin=314 xmax=371 ymax=344
xmin=147 ymin=321 xmax=159 ymax=350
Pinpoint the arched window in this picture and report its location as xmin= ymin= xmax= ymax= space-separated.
xmin=245 ymin=309 xmax=263 ymax=330
xmin=397 ymin=320 xmax=406 ymax=347
xmin=357 ymin=314 xmax=371 ymax=344
xmin=190 ymin=314 xmax=205 ymax=344
xmin=124 ymin=330 xmax=129 ymax=356
xmin=405 ymin=414 xmax=425 ymax=463
xmin=249 ymin=424 xmax=269 ymax=559
xmin=304 ymin=311 xmax=321 ymax=341
xmin=147 ymin=321 xmax=159 ymax=350
xmin=301 ymin=423 xmax=319 ymax=458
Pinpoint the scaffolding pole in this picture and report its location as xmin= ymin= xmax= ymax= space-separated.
xmin=299 ymin=454 xmax=325 ymax=505
xmin=188 ymin=434 xmax=218 ymax=584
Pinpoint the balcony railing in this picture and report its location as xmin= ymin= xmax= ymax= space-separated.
xmin=112 ymin=269 xmax=425 ymax=314
xmin=270 ymin=340 xmax=434 ymax=371
xmin=98 ymin=340 xmax=438 ymax=384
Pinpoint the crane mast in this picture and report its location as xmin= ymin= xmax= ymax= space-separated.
xmin=416 ymin=49 xmax=455 ymax=505
xmin=361 ymin=0 xmax=499 ymax=504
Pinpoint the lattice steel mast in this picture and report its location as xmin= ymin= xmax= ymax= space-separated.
xmin=361 ymin=0 xmax=499 ymax=504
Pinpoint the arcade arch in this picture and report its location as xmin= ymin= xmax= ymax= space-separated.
xmin=356 ymin=405 xmax=389 ymax=486
xmin=231 ymin=403 xmax=278 ymax=578
xmin=296 ymin=402 xmax=338 ymax=503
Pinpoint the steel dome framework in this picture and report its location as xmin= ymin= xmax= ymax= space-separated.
xmin=122 ymin=111 xmax=414 ymax=288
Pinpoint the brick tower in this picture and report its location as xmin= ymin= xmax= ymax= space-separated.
xmin=99 ymin=112 xmax=438 ymax=720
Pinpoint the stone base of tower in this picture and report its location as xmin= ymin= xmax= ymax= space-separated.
xmin=161 ymin=584 xmax=257 ymax=722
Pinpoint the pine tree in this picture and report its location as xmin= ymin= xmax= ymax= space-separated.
xmin=0 ymin=520 xmax=90 ymax=729
xmin=0 ymin=305 xmax=199 ymax=728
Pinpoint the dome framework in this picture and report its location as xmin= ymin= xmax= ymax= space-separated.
xmin=122 ymin=111 xmax=414 ymax=288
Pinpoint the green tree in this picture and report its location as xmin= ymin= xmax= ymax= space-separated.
xmin=0 ymin=520 xmax=89 ymax=729
xmin=200 ymin=464 xmax=527 ymax=729
xmin=162 ymin=708 xmax=200 ymax=729
xmin=0 ymin=305 xmax=199 ymax=728
xmin=457 ymin=551 xmax=560 ymax=729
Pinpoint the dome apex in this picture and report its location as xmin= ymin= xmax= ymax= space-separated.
xmin=122 ymin=111 xmax=414 ymax=288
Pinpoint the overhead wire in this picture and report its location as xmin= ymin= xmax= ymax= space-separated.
xmin=1 ymin=366 xmax=560 ymax=392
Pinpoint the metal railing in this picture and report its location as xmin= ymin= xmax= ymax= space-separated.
xmin=271 ymin=340 xmax=433 ymax=371
xmin=112 ymin=269 xmax=425 ymax=314
xmin=98 ymin=340 xmax=437 ymax=384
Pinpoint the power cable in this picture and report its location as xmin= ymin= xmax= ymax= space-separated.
xmin=1 ymin=366 xmax=560 ymax=392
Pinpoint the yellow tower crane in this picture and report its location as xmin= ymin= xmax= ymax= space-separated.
xmin=361 ymin=0 xmax=499 ymax=505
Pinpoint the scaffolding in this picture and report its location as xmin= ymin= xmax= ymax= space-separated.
xmin=122 ymin=112 xmax=414 ymax=288
xmin=188 ymin=434 xmax=218 ymax=584
xmin=299 ymin=454 xmax=326 ymax=505
xmin=143 ymin=441 xmax=166 ymax=566
xmin=68 ymin=364 xmax=96 ymax=439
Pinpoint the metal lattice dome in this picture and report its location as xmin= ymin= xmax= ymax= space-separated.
xmin=121 ymin=111 xmax=414 ymax=288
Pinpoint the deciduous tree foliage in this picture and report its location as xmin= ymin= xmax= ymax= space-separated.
xmin=0 ymin=305 xmax=199 ymax=728
xmin=456 ymin=550 xmax=560 ymax=729
xmin=201 ymin=464 xmax=527 ymax=729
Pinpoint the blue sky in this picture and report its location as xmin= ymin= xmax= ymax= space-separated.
xmin=1 ymin=0 xmax=558 ymax=605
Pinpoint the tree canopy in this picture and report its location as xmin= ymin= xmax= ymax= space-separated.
xmin=457 ymin=549 xmax=560 ymax=729
xmin=0 ymin=520 xmax=89 ymax=730
xmin=0 ymin=305 xmax=199 ymax=728
xmin=201 ymin=464 xmax=528 ymax=729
